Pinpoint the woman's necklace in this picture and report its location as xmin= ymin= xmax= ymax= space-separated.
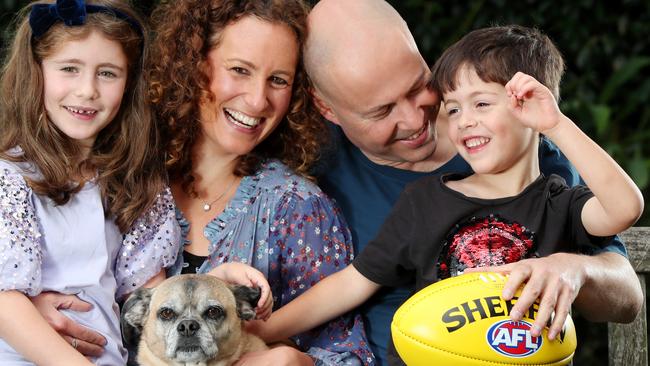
xmin=202 ymin=176 xmax=237 ymax=212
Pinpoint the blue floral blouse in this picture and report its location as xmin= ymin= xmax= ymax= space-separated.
xmin=169 ymin=160 xmax=375 ymax=366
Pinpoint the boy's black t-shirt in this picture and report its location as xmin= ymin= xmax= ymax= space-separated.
xmin=353 ymin=173 xmax=611 ymax=293
xmin=352 ymin=173 xmax=611 ymax=366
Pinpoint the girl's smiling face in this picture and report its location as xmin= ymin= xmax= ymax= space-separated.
xmin=41 ymin=30 xmax=128 ymax=155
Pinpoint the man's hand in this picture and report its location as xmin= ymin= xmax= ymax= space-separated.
xmin=233 ymin=345 xmax=314 ymax=366
xmin=31 ymin=292 xmax=107 ymax=357
xmin=467 ymin=252 xmax=585 ymax=340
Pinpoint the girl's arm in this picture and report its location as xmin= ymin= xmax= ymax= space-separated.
xmin=506 ymin=72 xmax=644 ymax=236
xmin=0 ymin=168 xmax=94 ymax=363
xmin=0 ymin=290 xmax=93 ymax=366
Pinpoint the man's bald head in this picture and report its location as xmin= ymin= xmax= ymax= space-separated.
xmin=305 ymin=0 xmax=419 ymax=104
xmin=304 ymin=0 xmax=443 ymax=170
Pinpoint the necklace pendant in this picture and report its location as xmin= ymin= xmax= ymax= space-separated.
xmin=199 ymin=176 xmax=237 ymax=213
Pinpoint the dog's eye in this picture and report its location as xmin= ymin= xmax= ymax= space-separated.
xmin=158 ymin=308 xmax=176 ymax=321
xmin=204 ymin=306 xmax=225 ymax=320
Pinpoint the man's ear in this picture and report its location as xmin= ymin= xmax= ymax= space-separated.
xmin=310 ymin=87 xmax=341 ymax=125
xmin=120 ymin=287 xmax=154 ymax=345
xmin=230 ymin=285 xmax=261 ymax=321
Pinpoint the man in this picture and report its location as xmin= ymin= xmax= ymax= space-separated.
xmin=305 ymin=0 xmax=643 ymax=364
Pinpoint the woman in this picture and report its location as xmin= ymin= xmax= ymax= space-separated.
xmin=148 ymin=0 xmax=374 ymax=365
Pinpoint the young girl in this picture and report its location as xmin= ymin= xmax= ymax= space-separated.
xmin=0 ymin=1 xmax=180 ymax=365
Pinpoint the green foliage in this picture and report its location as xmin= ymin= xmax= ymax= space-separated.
xmin=390 ymin=0 xmax=650 ymax=226
xmin=0 ymin=0 xmax=20 ymax=10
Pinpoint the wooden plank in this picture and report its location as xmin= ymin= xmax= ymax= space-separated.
xmin=608 ymin=274 xmax=647 ymax=366
xmin=620 ymin=227 xmax=650 ymax=272
xmin=606 ymin=227 xmax=648 ymax=365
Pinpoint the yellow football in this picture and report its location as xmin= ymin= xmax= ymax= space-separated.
xmin=391 ymin=272 xmax=577 ymax=365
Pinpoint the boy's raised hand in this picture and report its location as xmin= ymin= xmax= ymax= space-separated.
xmin=208 ymin=262 xmax=273 ymax=320
xmin=505 ymin=72 xmax=564 ymax=134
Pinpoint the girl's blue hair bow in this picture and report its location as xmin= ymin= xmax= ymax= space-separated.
xmin=29 ymin=0 xmax=142 ymax=39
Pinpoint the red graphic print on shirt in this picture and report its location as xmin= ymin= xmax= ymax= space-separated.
xmin=438 ymin=215 xmax=537 ymax=279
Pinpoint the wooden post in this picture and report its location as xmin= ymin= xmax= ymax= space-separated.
xmin=608 ymin=227 xmax=649 ymax=366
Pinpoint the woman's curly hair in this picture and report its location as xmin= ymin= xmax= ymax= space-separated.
xmin=149 ymin=0 xmax=325 ymax=195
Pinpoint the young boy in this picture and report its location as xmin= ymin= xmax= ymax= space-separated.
xmin=250 ymin=25 xmax=644 ymax=365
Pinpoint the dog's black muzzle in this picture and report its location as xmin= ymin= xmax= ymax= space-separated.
xmin=177 ymin=319 xmax=200 ymax=337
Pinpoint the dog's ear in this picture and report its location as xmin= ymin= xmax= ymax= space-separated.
xmin=230 ymin=285 xmax=261 ymax=320
xmin=120 ymin=287 xmax=154 ymax=346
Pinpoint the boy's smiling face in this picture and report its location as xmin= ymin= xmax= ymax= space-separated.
xmin=442 ymin=65 xmax=538 ymax=176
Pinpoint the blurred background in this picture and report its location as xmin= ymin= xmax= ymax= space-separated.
xmin=2 ymin=1 xmax=649 ymax=365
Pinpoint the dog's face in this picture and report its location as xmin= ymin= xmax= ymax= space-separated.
xmin=122 ymin=274 xmax=260 ymax=364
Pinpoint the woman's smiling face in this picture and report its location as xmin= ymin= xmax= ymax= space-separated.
xmin=199 ymin=15 xmax=299 ymax=158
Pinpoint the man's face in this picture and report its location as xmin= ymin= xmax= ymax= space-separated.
xmin=317 ymin=41 xmax=441 ymax=169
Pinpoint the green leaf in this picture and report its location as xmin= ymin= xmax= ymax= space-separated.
xmin=628 ymin=156 xmax=649 ymax=189
xmin=600 ymin=57 xmax=650 ymax=103
xmin=589 ymin=104 xmax=611 ymax=138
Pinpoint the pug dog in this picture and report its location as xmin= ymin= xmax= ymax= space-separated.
xmin=121 ymin=274 xmax=268 ymax=366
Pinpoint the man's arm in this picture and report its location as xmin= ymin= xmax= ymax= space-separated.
xmin=474 ymin=251 xmax=643 ymax=341
xmin=572 ymin=251 xmax=643 ymax=322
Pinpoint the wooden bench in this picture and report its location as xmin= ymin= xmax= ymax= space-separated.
xmin=609 ymin=227 xmax=649 ymax=366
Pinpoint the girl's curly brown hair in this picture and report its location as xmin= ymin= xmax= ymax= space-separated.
xmin=149 ymin=0 xmax=325 ymax=196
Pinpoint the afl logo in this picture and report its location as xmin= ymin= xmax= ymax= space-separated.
xmin=486 ymin=320 xmax=542 ymax=357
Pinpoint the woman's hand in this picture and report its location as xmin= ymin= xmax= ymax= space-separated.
xmin=208 ymin=262 xmax=273 ymax=320
xmin=30 ymin=292 xmax=107 ymax=357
